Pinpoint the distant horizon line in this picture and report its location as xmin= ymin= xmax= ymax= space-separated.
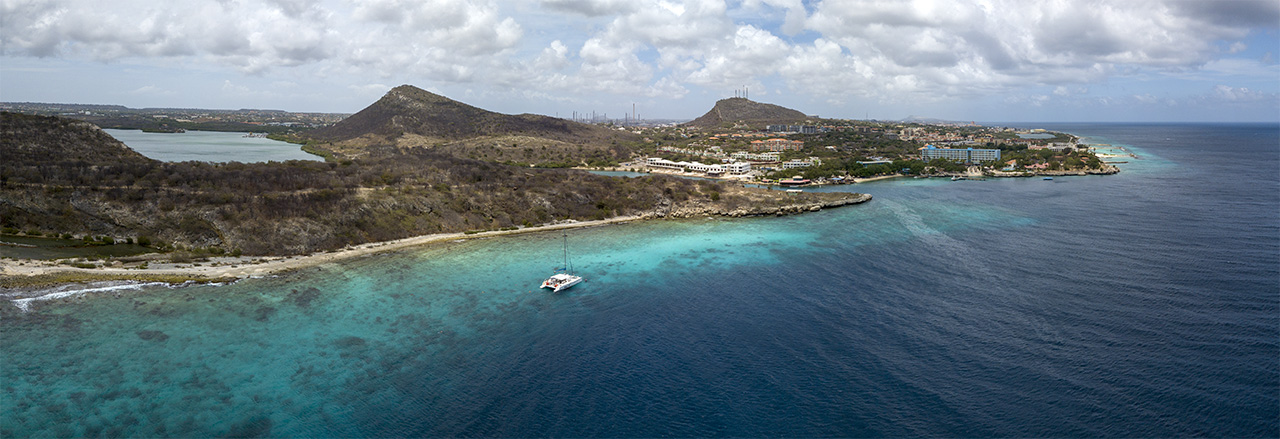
xmin=3 ymin=101 xmax=1278 ymax=125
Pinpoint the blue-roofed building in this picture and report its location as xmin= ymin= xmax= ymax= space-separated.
xmin=919 ymin=144 xmax=1001 ymax=163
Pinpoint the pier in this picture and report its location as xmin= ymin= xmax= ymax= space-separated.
xmin=1089 ymin=144 xmax=1138 ymax=160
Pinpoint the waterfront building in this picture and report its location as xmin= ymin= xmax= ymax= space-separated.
xmin=645 ymin=157 xmax=729 ymax=175
xmin=646 ymin=157 xmax=686 ymax=171
xmin=685 ymin=162 xmax=725 ymax=175
xmin=919 ymin=144 xmax=1001 ymax=163
xmin=725 ymin=162 xmax=751 ymax=174
xmin=782 ymin=157 xmax=822 ymax=170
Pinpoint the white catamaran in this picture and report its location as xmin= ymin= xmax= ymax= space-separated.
xmin=541 ymin=232 xmax=583 ymax=293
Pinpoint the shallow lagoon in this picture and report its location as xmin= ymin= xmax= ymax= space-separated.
xmin=103 ymin=129 xmax=323 ymax=163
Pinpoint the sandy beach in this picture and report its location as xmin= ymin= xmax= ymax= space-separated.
xmin=1 ymin=215 xmax=647 ymax=287
xmin=850 ymin=174 xmax=907 ymax=183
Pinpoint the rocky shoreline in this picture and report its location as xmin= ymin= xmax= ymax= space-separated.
xmin=1 ymin=192 xmax=872 ymax=293
xmin=650 ymin=193 xmax=873 ymax=219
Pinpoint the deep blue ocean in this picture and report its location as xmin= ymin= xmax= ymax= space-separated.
xmin=3 ymin=123 xmax=1278 ymax=437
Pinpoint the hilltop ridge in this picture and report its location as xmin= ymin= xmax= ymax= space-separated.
xmin=303 ymin=85 xmax=638 ymax=164
xmin=683 ymin=97 xmax=807 ymax=129
xmin=308 ymin=85 xmax=495 ymax=141
xmin=0 ymin=112 xmax=153 ymax=164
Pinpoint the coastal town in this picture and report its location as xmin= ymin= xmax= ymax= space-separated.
xmin=0 ymin=102 xmax=345 ymax=134
xmin=610 ymin=119 xmax=1121 ymax=186
xmin=3 ymin=99 xmax=1121 ymax=189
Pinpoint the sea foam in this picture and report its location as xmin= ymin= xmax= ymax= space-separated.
xmin=11 ymin=281 xmax=184 ymax=312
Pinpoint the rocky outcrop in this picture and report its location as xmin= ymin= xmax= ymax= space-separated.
xmin=645 ymin=193 xmax=872 ymax=219
xmin=1039 ymin=165 xmax=1121 ymax=176
xmin=1087 ymin=165 xmax=1122 ymax=175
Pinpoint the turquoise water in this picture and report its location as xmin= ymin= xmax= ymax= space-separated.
xmin=102 ymin=129 xmax=322 ymax=163
xmin=3 ymin=124 xmax=1277 ymax=437
xmin=2 ymin=203 xmax=1032 ymax=436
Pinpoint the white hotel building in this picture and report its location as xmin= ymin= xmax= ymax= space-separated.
xmin=646 ymin=157 xmax=752 ymax=175
xmin=919 ymin=145 xmax=1001 ymax=163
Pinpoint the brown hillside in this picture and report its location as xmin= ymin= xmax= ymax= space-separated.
xmin=1 ymin=112 xmax=154 ymax=164
xmin=684 ymin=97 xmax=807 ymax=129
xmin=305 ymin=85 xmax=639 ymax=161
xmin=3 ymin=113 xmax=869 ymax=257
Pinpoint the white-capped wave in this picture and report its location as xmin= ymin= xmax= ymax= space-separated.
xmin=11 ymin=282 xmax=171 ymax=312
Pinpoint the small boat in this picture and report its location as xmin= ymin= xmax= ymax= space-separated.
xmin=778 ymin=175 xmax=811 ymax=186
xmin=1043 ymin=176 xmax=1054 ymax=180
xmin=541 ymin=232 xmax=583 ymax=292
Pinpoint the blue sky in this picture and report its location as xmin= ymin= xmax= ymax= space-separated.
xmin=2 ymin=0 xmax=1277 ymax=122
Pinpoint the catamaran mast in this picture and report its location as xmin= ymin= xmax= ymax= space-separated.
xmin=563 ymin=232 xmax=570 ymax=273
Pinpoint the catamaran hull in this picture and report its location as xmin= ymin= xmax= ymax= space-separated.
xmin=541 ymin=275 xmax=583 ymax=292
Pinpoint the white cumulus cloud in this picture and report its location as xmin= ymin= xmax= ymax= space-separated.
xmin=0 ymin=0 xmax=1275 ymax=120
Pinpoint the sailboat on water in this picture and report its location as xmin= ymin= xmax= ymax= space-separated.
xmin=541 ymin=232 xmax=583 ymax=292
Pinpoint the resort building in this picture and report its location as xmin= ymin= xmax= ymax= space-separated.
xmin=685 ymin=162 xmax=725 ymax=175
xmin=919 ymin=145 xmax=1001 ymax=163
xmin=646 ymin=157 xmax=686 ymax=171
xmin=750 ymin=138 xmax=805 ymax=152
xmin=725 ymin=161 xmax=752 ymax=174
xmin=767 ymin=125 xmax=822 ymax=134
xmin=731 ymin=151 xmax=782 ymax=162
xmin=782 ymin=157 xmax=822 ymax=170
xmin=658 ymin=145 xmax=727 ymax=159
xmin=645 ymin=157 xmax=731 ymax=176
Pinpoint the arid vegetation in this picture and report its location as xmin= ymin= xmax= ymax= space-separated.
xmin=2 ymin=112 xmax=859 ymax=256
